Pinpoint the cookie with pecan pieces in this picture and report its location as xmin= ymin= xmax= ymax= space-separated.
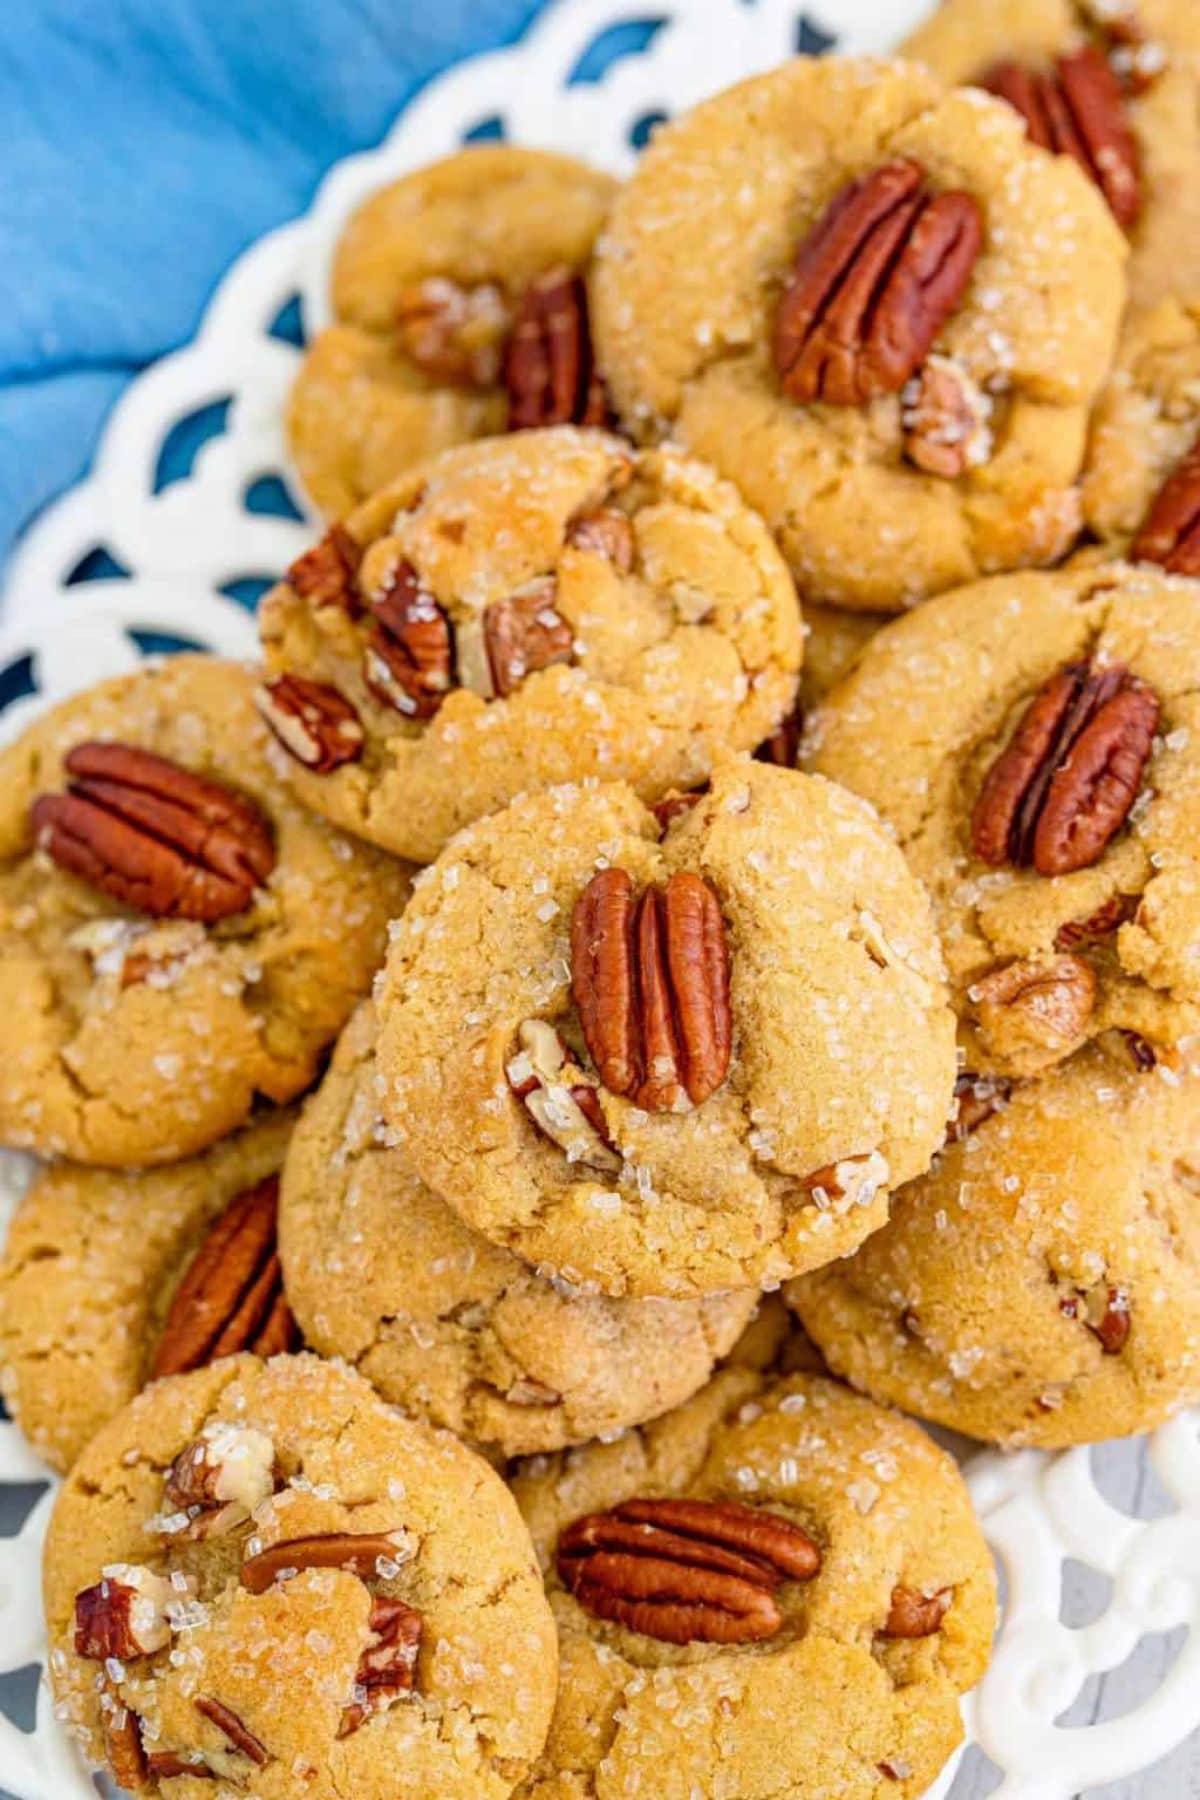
xmin=44 ymin=1353 xmax=557 ymax=1799
xmin=593 ymin=55 xmax=1126 ymax=612
xmin=280 ymin=1004 xmax=755 ymax=1457
xmin=258 ymin=428 xmax=803 ymax=863
xmin=790 ymin=1040 xmax=1200 ymax=1447
xmin=509 ymin=1366 xmax=995 ymax=1800
xmin=804 ymin=562 xmax=1200 ymax=1076
xmin=0 ymin=1108 xmax=299 ymax=1473
xmin=903 ymin=0 xmax=1200 ymax=312
xmin=288 ymin=146 xmax=616 ymax=518
xmin=375 ymin=760 xmax=956 ymax=1299
xmin=0 ymin=656 xmax=410 ymax=1166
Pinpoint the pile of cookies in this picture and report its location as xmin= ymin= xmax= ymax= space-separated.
xmin=3 ymin=7 xmax=1200 ymax=1795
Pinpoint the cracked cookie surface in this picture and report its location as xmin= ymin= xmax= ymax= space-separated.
xmin=0 ymin=656 xmax=411 ymax=1166
xmin=259 ymin=428 xmax=803 ymax=862
xmin=289 ymin=146 xmax=617 ymax=517
xmin=375 ymin=761 xmax=956 ymax=1299
xmin=592 ymin=56 xmax=1125 ymax=612
xmin=789 ymin=1042 xmax=1200 ymax=1447
xmin=804 ymin=563 xmax=1200 ymax=1075
xmin=509 ymin=1367 xmax=995 ymax=1800
xmin=279 ymin=1004 xmax=756 ymax=1458
xmin=44 ymin=1353 xmax=558 ymax=1798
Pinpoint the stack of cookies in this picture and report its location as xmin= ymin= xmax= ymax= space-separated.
xmin=4 ymin=9 xmax=1200 ymax=1795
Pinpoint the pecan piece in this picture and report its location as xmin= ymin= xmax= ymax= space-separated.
xmin=287 ymin=524 xmax=362 ymax=617
xmin=101 ymin=1682 xmax=151 ymax=1792
xmin=506 ymin=1019 xmax=621 ymax=1173
xmin=396 ymin=277 xmax=511 ymax=387
xmin=363 ymin=560 xmax=454 ymax=719
xmin=146 ymin=1751 xmax=215 ymax=1781
xmin=949 ymin=1072 xmax=1011 ymax=1142
xmin=558 ymin=1496 xmax=819 ymax=1645
xmin=1061 ymin=1281 xmax=1131 ymax=1352
xmin=652 ymin=790 xmax=705 ymax=831
xmin=755 ymin=705 xmax=803 ymax=768
xmin=970 ymin=954 xmax=1097 ymax=1066
xmin=982 ymin=47 xmax=1141 ymax=230
xmin=902 ymin=354 xmax=992 ymax=478
xmin=255 ymin=673 xmax=364 ymax=774
xmin=241 ymin=1532 xmax=409 ymax=1595
xmin=151 ymin=1178 xmax=299 ymax=1381
xmin=571 ymin=868 xmax=732 ymax=1112
xmin=504 ymin=269 xmax=608 ymax=430
xmin=164 ymin=1421 xmax=278 ymax=1537
xmin=76 ymin=1565 xmax=175 ymax=1661
xmin=195 ymin=1697 xmax=268 ymax=1766
xmin=773 ymin=159 xmax=982 ymax=407
xmin=483 ymin=579 xmax=575 ymax=697
xmin=971 ymin=660 xmax=1159 ymax=876
xmin=1131 ymin=431 xmax=1200 ymax=575
xmin=567 ymin=506 xmax=636 ymax=572
xmin=339 ymin=1597 xmax=423 ymax=1738
xmin=882 ymin=1584 xmax=952 ymax=1638
xmin=1054 ymin=892 xmax=1139 ymax=949
xmin=32 ymin=743 xmax=276 ymax=923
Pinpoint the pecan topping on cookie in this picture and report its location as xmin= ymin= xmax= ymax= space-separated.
xmin=504 ymin=269 xmax=608 ymax=430
xmin=363 ymin=560 xmax=455 ymax=719
xmin=152 ymin=1178 xmax=299 ymax=1381
xmin=101 ymin=1683 xmax=151 ymax=1791
xmin=240 ymin=1532 xmax=411 ymax=1594
xmin=32 ymin=743 xmax=276 ymax=923
xmin=773 ymin=159 xmax=983 ymax=407
xmin=652 ymin=790 xmax=705 ymax=831
xmin=558 ymin=1497 xmax=820 ymax=1645
xmin=286 ymin=523 xmax=362 ymax=617
xmin=396 ymin=277 xmax=512 ymax=387
xmin=949 ymin=1072 xmax=1011 ymax=1142
xmin=164 ymin=1422 xmax=278 ymax=1537
xmin=255 ymin=673 xmax=364 ymax=774
xmin=484 ymin=579 xmax=575 ymax=697
xmin=196 ymin=1698 xmax=268 ymax=1767
xmin=971 ymin=660 xmax=1159 ymax=876
xmin=75 ymin=1565 xmax=176 ymax=1661
xmin=970 ymin=954 xmax=1098 ymax=1065
xmin=1130 ymin=432 xmax=1200 ymax=575
xmin=339 ymin=1597 xmax=423 ymax=1738
xmin=981 ymin=47 xmax=1141 ymax=231
xmin=507 ymin=1019 xmax=621 ymax=1173
xmin=571 ymin=868 xmax=732 ymax=1112
xmin=882 ymin=1584 xmax=952 ymax=1638
xmin=902 ymin=355 xmax=992 ymax=478
xmin=567 ymin=505 xmax=636 ymax=572
xmin=1055 ymin=892 xmax=1139 ymax=950
xmin=1060 ymin=1281 xmax=1131 ymax=1353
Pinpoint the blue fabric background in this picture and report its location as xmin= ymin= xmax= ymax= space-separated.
xmin=0 ymin=0 xmax=546 ymax=568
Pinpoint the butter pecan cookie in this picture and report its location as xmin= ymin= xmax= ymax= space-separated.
xmin=258 ymin=428 xmax=803 ymax=862
xmin=0 ymin=656 xmax=410 ymax=1166
xmin=903 ymin=0 xmax=1200 ymax=311
xmin=509 ymin=1367 xmax=996 ymax=1800
xmin=789 ymin=1041 xmax=1200 ymax=1447
xmin=804 ymin=563 xmax=1200 ymax=1076
xmin=279 ymin=1004 xmax=756 ymax=1457
xmin=289 ymin=146 xmax=617 ymax=517
xmin=800 ymin=603 xmax=888 ymax=714
xmin=0 ymin=1108 xmax=298 ymax=1473
xmin=375 ymin=760 xmax=957 ymax=1299
xmin=44 ymin=1353 xmax=557 ymax=1798
xmin=593 ymin=56 xmax=1126 ymax=612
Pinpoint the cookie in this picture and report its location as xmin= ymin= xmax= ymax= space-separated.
xmin=279 ymin=1004 xmax=756 ymax=1457
xmin=375 ymin=760 xmax=957 ymax=1299
xmin=258 ymin=428 xmax=803 ymax=862
xmin=509 ymin=1367 xmax=996 ymax=1800
xmin=0 ymin=656 xmax=410 ymax=1166
xmin=800 ymin=603 xmax=887 ymax=713
xmin=804 ymin=562 xmax=1200 ymax=1075
xmin=790 ymin=1042 xmax=1200 ymax=1447
xmin=902 ymin=0 xmax=1200 ymax=311
xmin=0 ymin=1108 xmax=298 ymax=1473
xmin=592 ymin=56 xmax=1126 ymax=613
xmin=289 ymin=146 xmax=617 ymax=517
xmin=44 ymin=1353 xmax=558 ymax=1798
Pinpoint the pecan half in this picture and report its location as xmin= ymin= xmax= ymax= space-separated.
xmin=773 ymin=159 xmax=982 ymax=407
xmin=396 ymin=277 xmax=511 ymax=387
xmin=506 ymin=1019 xmax=621 ymax=1173
xmin=971 ymin=660 xmax=1159 ymax=876
xmin=339 ymin=1597 xmax=423 ymax=1738
xmin=363 ymin=561 xmax=454 ymax=719
xmin=571 ymin=868 xmax=732 ymax=1112
xmin=255 ymin=673 xmax=364 ymax=775
xmin=76 ymin=1566 xmax=175 ymax=1661
xmin=287 ymin=524 xmax=362 ymax=617
xmin=483 ymin=579 xmax=575 ymax=697
xmin=558 ymin=1497 xmax=819 ymax=1645
xmin=32 ymin=743 xmax=276 ymax=923
xmin=196 ymin=1698 xmax=268 ymax=1767
xmin=981 ymin=47 xmax=1141 ymax=230
xmin=949 ymin=1072 xmax=1011 ymax=1142
xmin=1130 ymin=431 xmax=1200 ymax=575
xmin=882 ymin=1584 xmax=952 ymax=1638
xmin=902 ymin=354 xmax=992 ymax=478
xmin=240 ymin=1532 xmax=409 ymax=1595
xmin=970 ymin=954 xmax=1097 ymax=1065
xmin=504 ymin=269 xmax=608 ymax=430
xmin=567 ymin=506 xmax=636 ymax=572
xmin=151 ymin=1178 xmax=299 ymax=1381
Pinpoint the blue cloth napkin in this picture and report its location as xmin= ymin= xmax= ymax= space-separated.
xmin=0 ymin=0 xmax=543 ymax=569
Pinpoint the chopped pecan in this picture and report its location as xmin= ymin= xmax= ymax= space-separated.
xmin=195 ymin=1697 xmax=268 ymax=1766
xmin=164 ymin=1421 xmax=277 ymax=1536
xmin=483 ymin=579 xmax=575 ymax=697
xmin=567 ymin=506 xmax=636 ymax=572
xmin=363 ymin=560 xmax=454 ymax=719
xmin=100 ymin=1682 xmax=150 ymax=1792
xmin=949 ymin=1072 xmax=1011 ymax=1141
xmin=146 ymin=1751 xmax=215 ymax=1781
xmin=755 ymin=706 xmax=803 ymax=768
xmin=286 ymin=524 xmax=362 ymax=617
xmin=1061 ymin=1281 xmax=1131 ymax=1352
xmin=255 ymin=673 xmax=364 ymax=775
xmin=1124 ymin=1029 xmax=1157 ymax=1071
xmin=75 ymin=1565 xmax=175 ymax=1661
xmin=241 ymin=1532 xmax=409 ymax=1595
xmin=571 ymin=868 xmax=732 ymax=1112
xmin=800 ymin=1152 xmax=890 ymax=1211
xmin=151 ymin=1177 xmax=299 ymax=1382
xmin=558 ymin=1496 xmax=819 ymax=1645
xmin=971 ymin=660 xmax=1159 ymax=876
xmin=32 ymin=743 xmax=276 ymax=923
xmin=1130 ymin=431 xmax=1200 ymax=575
xmin=396 ymin=277 xmax=511 ymax=387
xmin=652 ymin=790 xmax=705 ymax=831
xmin=339 ymin=1597 xmax=423 ymax=1738
xmin=882 ymin=1584 xmax=952 ymax=1638
xmin=506 ymin=1019 xmax=621 ymax=1173
xmin=982 ymin=47 xmax=1141 ymax=230
xmin=970 ymin=954 xmax=1097 ymax=1064
xmin=773 ymin=159 xmax=982 ymax=407
xmin=504 ymin=269 xmax=608 ymax=431
xmin=1055 ymin=892 xmax=1139 ymax=949
xmin=902 ymin=354 xmax=992 ymax=478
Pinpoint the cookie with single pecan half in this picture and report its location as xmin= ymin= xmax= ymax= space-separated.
xmin=593 ymin=55 xmax=1126 ymax=613
xmin=0 ymin=656 xmax=411 ymax=1166
xmin=790 ymin=1039 xmax=1200 ymax=1447
xmin=44 ymin=1353 xmax=557 ymax=1799
xmin=903 ymin=0 xmax=1200 ymax=313
xmin=509 ymin=1366 xmax=995 ymax=1800
xmin=375 ymin=760 xmax=956 ymax=1299
xmin=804 ymin=562 xmax=1200 ymax=1076
xmin=280 ymin=1004 xmax=754 ymax=1457
xmin=288 ymin=146 xmax=617 ymax=518
xmin=258 ymin=428 xmax=803 ymax=863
